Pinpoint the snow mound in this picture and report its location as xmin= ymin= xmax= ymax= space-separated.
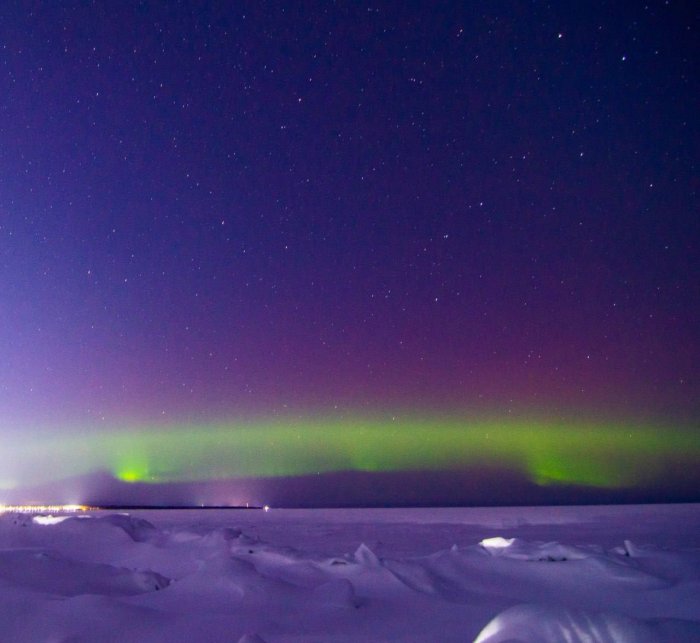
xmin=95 ymin=513 xmax=162 ymax=543
xmin=312 ymin=578 xmax=359 ymax=608
xmin=354 ymin=542 xmax=381 ymax=566
xmin=170 ymin=525 xmax=244 ymax=544
xmin=474 ymin=603 xmax=659 ymax=643
xmin=237 ymin=634 xmax=267 ymax=643
xmin=480 ymin=536 xmax=591 ymax=561
xmin=0 ymin=549 xmax=169 ymax=596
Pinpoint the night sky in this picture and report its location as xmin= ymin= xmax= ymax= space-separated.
xmin=1 ymin=2 xmax=698 ymax=506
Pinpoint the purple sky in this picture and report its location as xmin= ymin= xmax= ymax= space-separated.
xmin=0 ymin=2 xmax=698 ymax=504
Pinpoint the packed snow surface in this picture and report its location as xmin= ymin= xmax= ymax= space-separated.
xmin=0 ymin=504 xmax=699 ymax=642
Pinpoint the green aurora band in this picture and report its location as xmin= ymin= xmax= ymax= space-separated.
xmin=2 ymin=416 xmax=698 ymax=492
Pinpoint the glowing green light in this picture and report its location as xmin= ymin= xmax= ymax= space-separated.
xmin=1 ymin=415 xmax=698 ymax=492
xmin=115 ymin=467 xmax=148 ymax=483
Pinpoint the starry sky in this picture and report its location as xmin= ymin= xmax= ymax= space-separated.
xmin=1 ymin=2 xmax=698 ymax=506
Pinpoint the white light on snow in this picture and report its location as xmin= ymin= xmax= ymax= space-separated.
xmin=33 ymin=515 xmax=71 ymax=525
xmin=480 ymin=537 xmax=514 ymax=549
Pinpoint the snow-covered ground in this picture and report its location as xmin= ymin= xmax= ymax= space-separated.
xmin=1 ymin=504 xmax=699 ymax=642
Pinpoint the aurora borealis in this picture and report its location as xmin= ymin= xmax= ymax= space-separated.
xmin=1 ymin=3 xmax=698 ymax=506
xmin=2 ymin=416 xmax=699 ymax=505
xmin=61 ymin=418 xmax=700 ymax=489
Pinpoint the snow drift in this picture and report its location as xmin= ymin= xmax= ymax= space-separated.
xmin=0 ymin=504 xmax=698 ymax=641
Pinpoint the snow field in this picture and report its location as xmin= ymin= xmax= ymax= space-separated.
xmin=0 ymin=505 xmax=698 ymax=642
